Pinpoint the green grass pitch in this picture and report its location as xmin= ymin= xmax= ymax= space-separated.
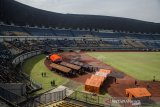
xmin=87 ymin=52 xmax=160 ymax=81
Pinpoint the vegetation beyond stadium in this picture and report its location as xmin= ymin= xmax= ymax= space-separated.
xmin=87 ymin=52 xmax=160 ymax=81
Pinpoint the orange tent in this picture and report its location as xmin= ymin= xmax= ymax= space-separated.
xmin=50 ymin=54 xmax=62 ymax=62
xmin=85 ymin=78 xmax=102 ymax=94
xmin=85 ymin=69 xmax=111 ymax=94
xmin=99 ymin=69 xmax=111 ymax=74
xmin=95 ymin=69 xmax=111 ymax=78
xmin=125 ymin=88 xmax=151 ymax=99
xmin=95 ymin=72 xmax=108 ymax=78
xmin=85 ymin=75 xmax=105 ymax=93
xmin=90 ymin=75 xmax=105 ymax=85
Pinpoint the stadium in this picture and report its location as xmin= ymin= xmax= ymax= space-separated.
xmin=0 ymin=0 xmax=160 ymax=107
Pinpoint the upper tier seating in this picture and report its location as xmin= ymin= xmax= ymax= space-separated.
xmin=0 ymin=25 xmax=30 ymax=36
xmin=71 ymin=30 xmax=91 ymax=37
xmin=0 ymin=25 xmax=160 ymax=41
xmin=25 ymin=27 xmax=55 ymax=36
xmin=53 ymin=29 xmax=73 ymax=36
xmin=127 ymin=33 xmax=155 ymax=40
xmin=92 ymin=31 xmax=122 ymax=38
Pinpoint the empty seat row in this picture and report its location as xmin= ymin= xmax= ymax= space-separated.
xmin=53 ymin=101 xmax=84 ymax=107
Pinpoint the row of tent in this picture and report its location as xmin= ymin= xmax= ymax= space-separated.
xmin=49 ymin=54 xmax=82 ymax=76
xmin=85 ymin=68 xmax=152 ymax=100
xmin=49 ymin=54 xmax=152 ymax=99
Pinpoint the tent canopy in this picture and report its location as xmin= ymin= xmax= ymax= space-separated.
xmin=60 ymin=61 xmax=81 ymax=70
xmin=99 ymin=69 xmax=111 ymax=74
xmin=85 ymin=75 xmax=105 ymax=93
xmin=126 ymin=88 xmax=151 ymax=98
xmin=85 ymin=79 xmax=101 ymax=88
xmin=85 ymin=78 xmax=102 ymax=94
xmin=95 ymin=69 xmax=111 ymax=78
xmin=50 ymin=63 xmax=71 ymax=73
xmin=85 ymin=69 xmax=111 ymax=94
xmin=90 ymin=75 xmax=105 ymax=85
xmin=50 ymin=54 xmax=62 ymax=62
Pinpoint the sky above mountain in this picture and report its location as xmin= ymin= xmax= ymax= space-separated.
xmin=15 ymin=0 xmax=160 ymax=23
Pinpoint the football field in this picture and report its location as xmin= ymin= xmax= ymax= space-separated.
xmin=87 ymin=52 xmax=160 ymax=81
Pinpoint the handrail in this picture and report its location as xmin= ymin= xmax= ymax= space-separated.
xmin=12 ymin=50 xmax=42 ymax=65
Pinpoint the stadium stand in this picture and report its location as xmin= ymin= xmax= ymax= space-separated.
xmin=0 ymin=0 xmax=160 ymax=106
xmin=0 ymin=25 xmax=160 ymax=51
xmin=0 ymin=99 xmax=12 ymax=107
xmin=25 ymin=27 xmax=55 ymax=36
xmin=0 ymin=40 xmax=43 ymax=106
xmin=93 ymin=31 xmax=120 ymax=38
xmin=0 ymin=25 xmax=30 ymax=36
xmin=54 ymin=29 xmax=73 ymax=36
xmin=71 ymin=30 xmax=92 ymax=37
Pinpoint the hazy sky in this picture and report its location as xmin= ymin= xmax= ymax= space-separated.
xmin=15 ymin=0 xmax=160 ymax=23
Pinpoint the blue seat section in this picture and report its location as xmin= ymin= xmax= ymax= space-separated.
xmin=0 ymin=25 xmax=160 ymax=42
xmin=0 ymin=25 xmax=24 ymax=32
xmin=92 ymin=31 xmax=160 ymax=40
xmin=92 ymin=31 xmax=121 ymax=38
xmin=71 ymin=30 xmax=91 ymax=36
xmin=45 ymin=39 xmax=76 ymax=47
xmin=25 ymin=27 xmax=55 ymax=36
xmin=143 ymin=41 xmax=160 ymax=48
xmin=127 ymin=33 xmax=155 ymax=40
xmin=152 ymin=34 xmax=160 ymax=40
xmin=53 ymin=29 xmax=73 ymax=36
xmin=0 ymin=25 xmax=29 ymax=36
xmin=102 ymin=40 xmax=122 ymax=47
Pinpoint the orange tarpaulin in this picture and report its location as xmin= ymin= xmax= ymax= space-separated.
xmin=126 ymin=88 xmax=151 ymax=99
xmin=85 ymin=75 xmax=105 ymax=93
xmin=95 ymin=69 xmax=111 ymax=78
xmin=95 ymin=72 xmax=108 ymax=78
xmin=50 ymin=54 xmax=62 ymax=62
xmin=85 ymin=69 xmax=111 ymax=93
xmin=85 ymin=78 xmax=102 ymax=93
xmin=99 ymin=69 xmax=111 ymax=74
xmin=90 ymin=75 xmax=105 ymax=85
xmin=85 ymin=79 xmax=101 ymax=88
